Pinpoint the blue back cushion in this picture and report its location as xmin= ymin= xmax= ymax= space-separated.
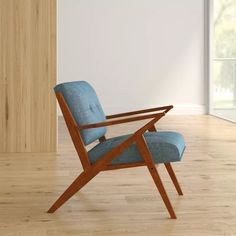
xmin=54 ymin=81 xmax=107 ymax=145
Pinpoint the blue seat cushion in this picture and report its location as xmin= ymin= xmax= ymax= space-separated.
xmin=88 ymin=131 xmax=185 ymax=165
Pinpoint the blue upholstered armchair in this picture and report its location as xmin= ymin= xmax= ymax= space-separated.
xmin=48 ymin=81 xmax=186 ymax=219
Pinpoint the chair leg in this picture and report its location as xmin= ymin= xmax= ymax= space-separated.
xmin=164 ymin=163 xmax=183 ymax=196
xmin=136 ymin=136 xmax=177 ymax=219
xmin=48 ymin=171 xmax=95 ymax=213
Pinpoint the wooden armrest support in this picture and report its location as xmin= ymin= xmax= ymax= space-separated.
xmin=135 ymin=113 xmax=165 ymax=136
xmin=78 ymin=111 xmax=165 ymax=130
xmin=106 ymin=105 xmax=173 ymax=119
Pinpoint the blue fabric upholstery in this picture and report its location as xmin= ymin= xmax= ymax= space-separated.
xmin=54 ymin=81 xmax=107 ymax=145
xmin=88 ymin=131 xmax=185 ymax=165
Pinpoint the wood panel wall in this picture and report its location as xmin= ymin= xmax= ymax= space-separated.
xmin=0 ymin=0 xmax=57 ymax=152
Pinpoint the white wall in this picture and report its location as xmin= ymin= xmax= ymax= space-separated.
xmin=58 ymin=0 xmax=206 ymax=115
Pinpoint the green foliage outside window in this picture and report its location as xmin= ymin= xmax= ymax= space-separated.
xmin=214 ymin=0 xmax=236 ymax=107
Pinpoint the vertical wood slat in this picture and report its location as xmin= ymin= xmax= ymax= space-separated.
xmin=0 ymin=0 xmax=57 ymax=152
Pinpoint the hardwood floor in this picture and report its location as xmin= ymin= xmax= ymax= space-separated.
xmin=0 ymin=115 xmax=236 ymax=236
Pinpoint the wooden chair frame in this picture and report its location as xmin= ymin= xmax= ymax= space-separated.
xmin=48 ymin=92 xmax=183 ymax=219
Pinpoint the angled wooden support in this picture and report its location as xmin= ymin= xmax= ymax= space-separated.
xmin=136 ymin=135 xmax=177 ymax=219
xmin=48 ymin=131 xmax=138 ymax=213
xmin=48 ymin=113 xmax=164 ymax=213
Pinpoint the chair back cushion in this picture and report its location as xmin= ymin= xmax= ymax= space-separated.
xmin=54 ymin=81 xmax=107 ymax=145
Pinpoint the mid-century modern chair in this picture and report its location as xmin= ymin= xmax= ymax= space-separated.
xmin=48 ymin=81 xmax=186 ymax=219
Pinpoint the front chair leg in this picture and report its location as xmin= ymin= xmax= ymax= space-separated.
xmin=164 ymin=163 xmax=183 ymax=196
xmin=136 ymin=135 xmax=177 ymax=219
xmin=48 ymin=171 xmax=96 ymax=213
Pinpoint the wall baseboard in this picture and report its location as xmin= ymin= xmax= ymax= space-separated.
xmin=168 ymin=105 xmax=207 ymax=115
xmin=57 ymin=105 xmax=206 ymax=116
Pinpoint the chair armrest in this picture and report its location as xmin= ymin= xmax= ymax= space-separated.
xmin=106 ymin=105 xmax=173 ymax=119
xmin=78 ymin=111 xmax=165 ymax=130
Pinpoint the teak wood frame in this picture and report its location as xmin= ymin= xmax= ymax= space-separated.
xmin=48 ymin=92 xmax=183 ymax=219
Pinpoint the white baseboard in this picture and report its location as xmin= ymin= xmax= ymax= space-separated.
xmin=168 ymin=105 xmax=207 ymax=115
xmin=58 ymin=104 xmax=206 ymax=116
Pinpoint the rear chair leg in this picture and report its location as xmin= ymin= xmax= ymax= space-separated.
xmin=148 ymin=125 xmax=183 ymax=196
xmin=136 ymin=135 xmax=177 ymax=219
xmin=165 ymin=163 xmax=183 ymax=196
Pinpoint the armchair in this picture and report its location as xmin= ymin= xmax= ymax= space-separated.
xmin=48 ymin=81 xmax=185 ymax=219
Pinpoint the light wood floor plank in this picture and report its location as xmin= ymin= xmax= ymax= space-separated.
xmin=0 ymin=115 xmax=236 ymax=235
